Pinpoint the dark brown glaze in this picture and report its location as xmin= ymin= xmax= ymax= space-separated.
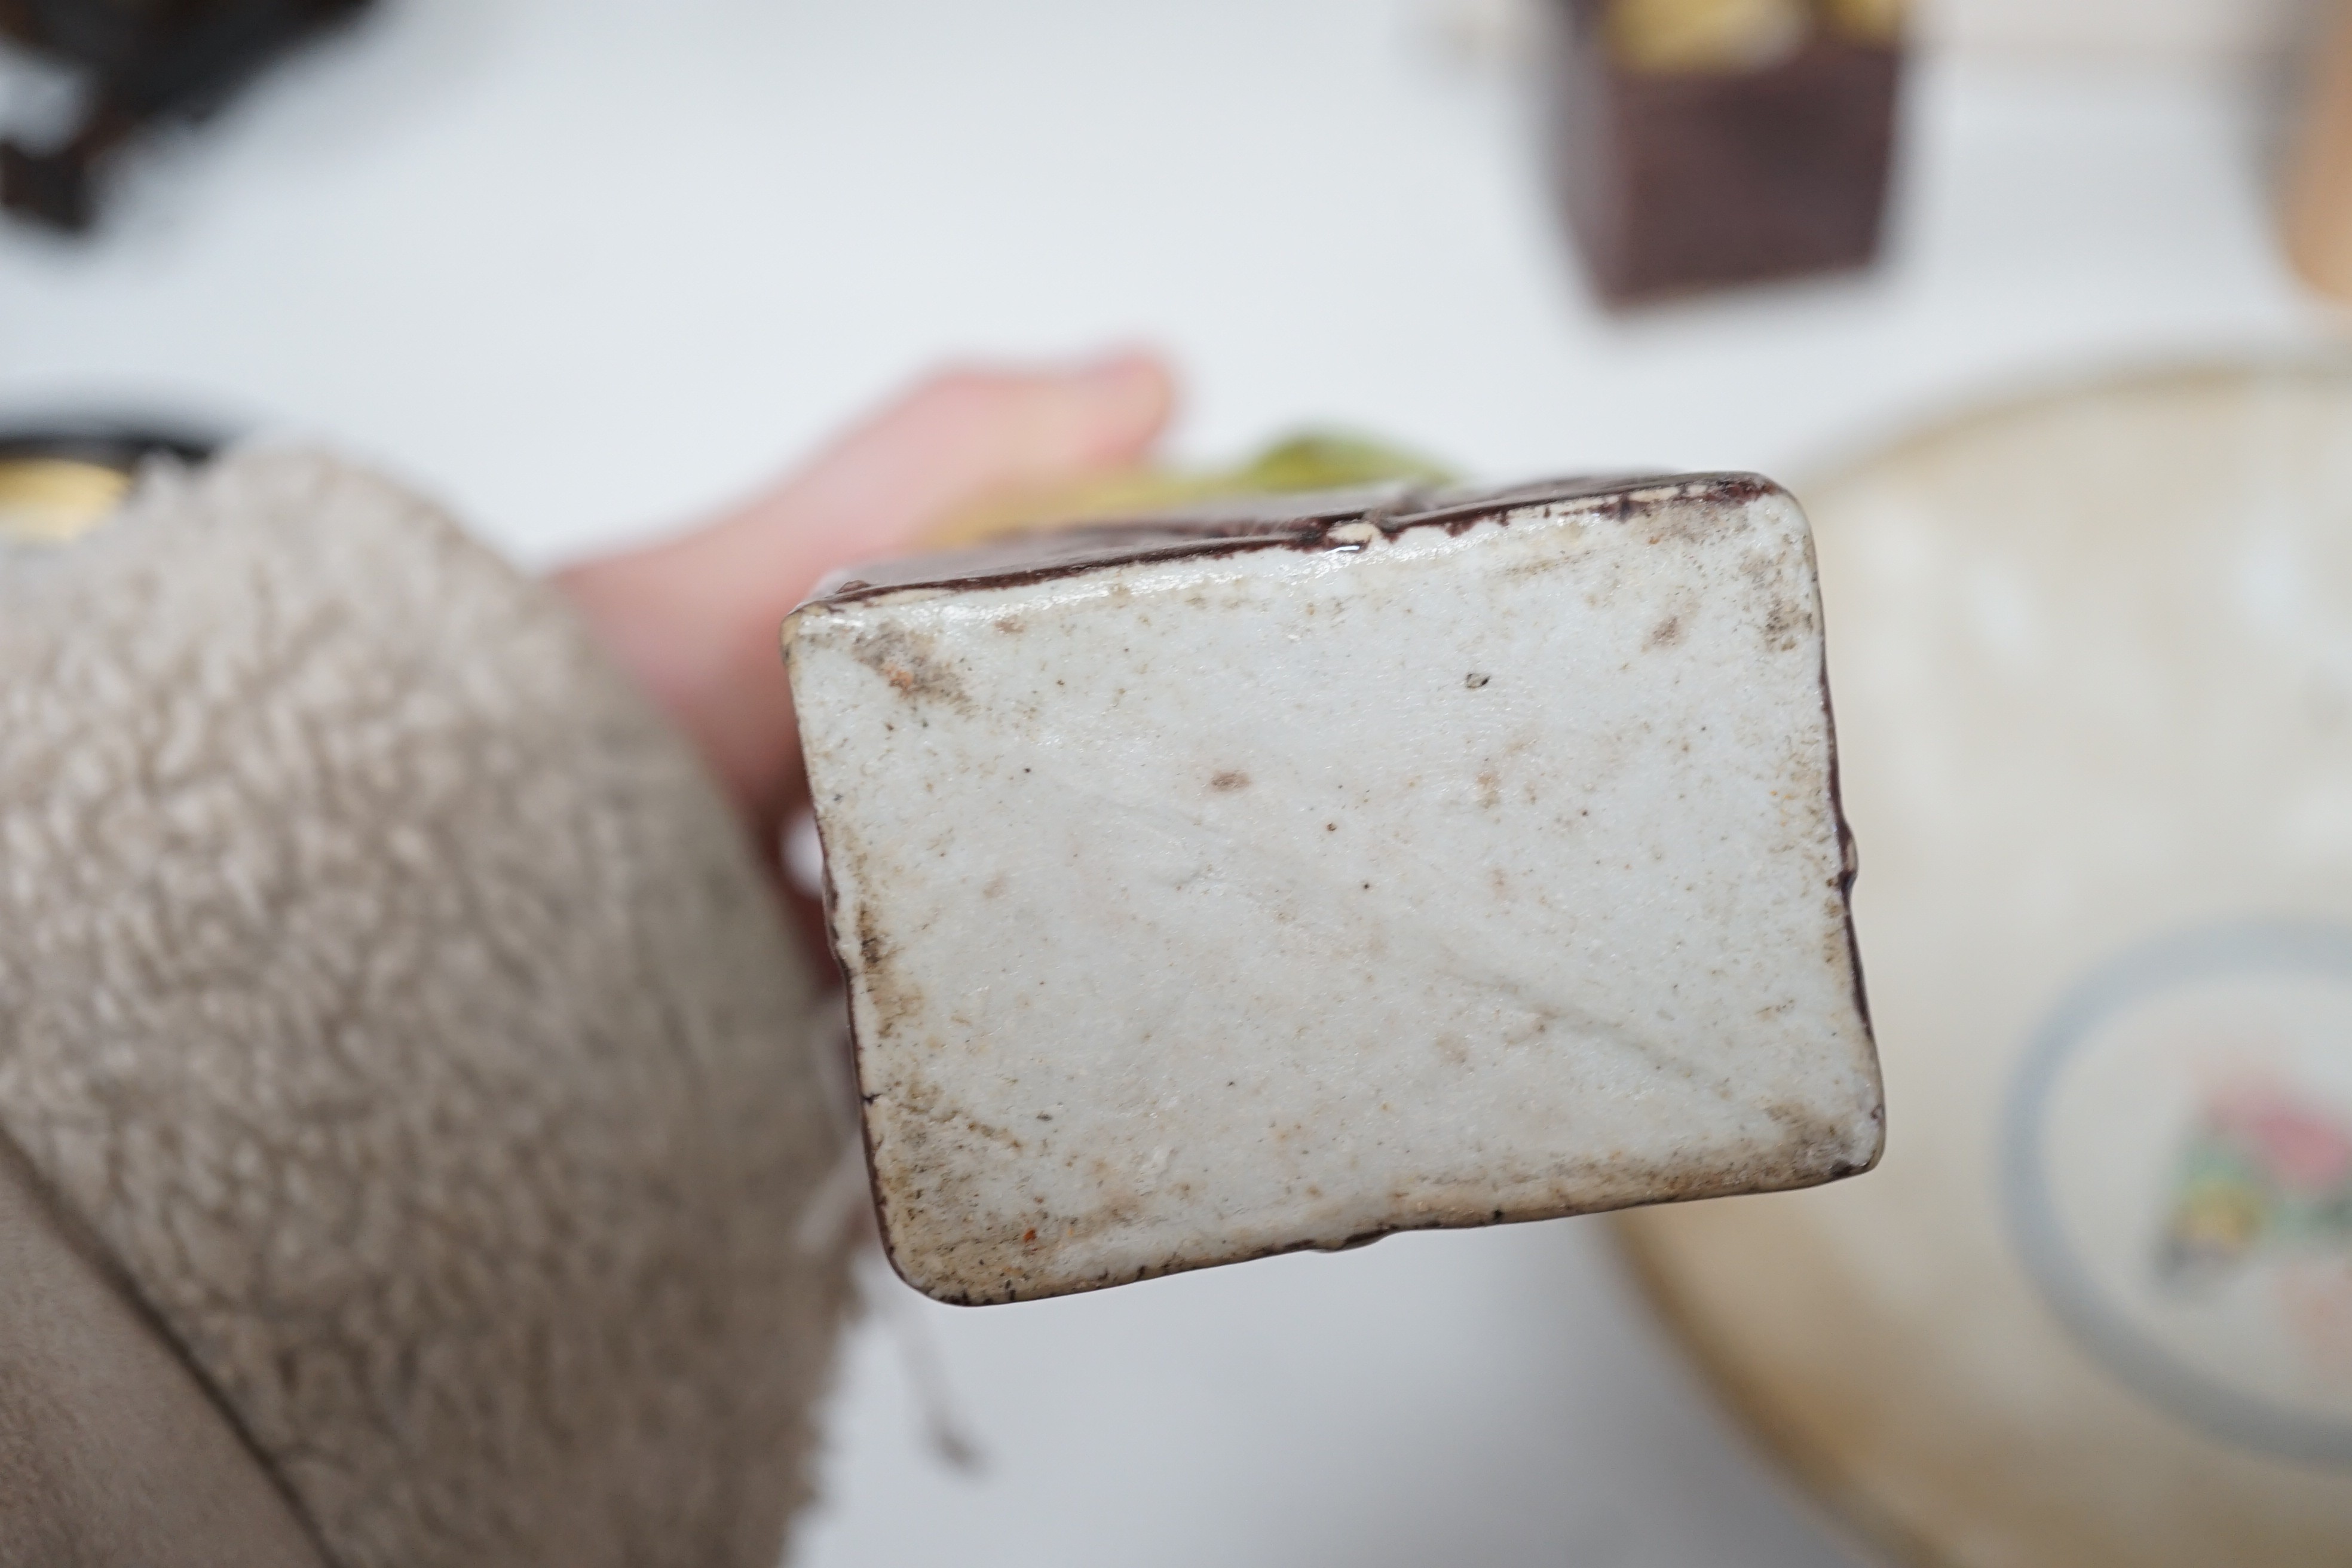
xmin=1 ymin=0 xmax=375 ymax=233
xmin=1546 ymin=2 xmax=1902 ymax=306
xmin=1817 ymin=605 xmax=1879 ymax=1103
xmin=906 ymin=1115 xmax=1882 ymax=1306
xmin=1379 ymin=470 xmax=1777 ymax=536
xmin=801 ymin=471 xmax=1774 ymax=608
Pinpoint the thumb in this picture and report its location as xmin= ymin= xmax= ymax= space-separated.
xmin=555 ymin=351 xmax=1177 ymax=844
xmin=724 ymin=350 xmax=1177 ymax=583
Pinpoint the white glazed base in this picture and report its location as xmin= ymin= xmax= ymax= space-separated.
xmin=788 ymin=476 xmax=1881 ymax=1304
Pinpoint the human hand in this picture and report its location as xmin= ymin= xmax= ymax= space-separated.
xmin=554 ymin=350 xmax=1175 ymax=860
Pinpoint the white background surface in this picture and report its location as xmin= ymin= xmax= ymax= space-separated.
xmin=0 ymin=3 xmax=2336 ymax=1564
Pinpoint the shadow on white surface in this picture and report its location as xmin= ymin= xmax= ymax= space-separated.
xmin=798 ymin=1214 xmax=1864 ymax=1568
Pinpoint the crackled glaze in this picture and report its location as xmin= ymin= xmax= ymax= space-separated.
xmin=787 ymin=474 xmax=1882 ymax=1304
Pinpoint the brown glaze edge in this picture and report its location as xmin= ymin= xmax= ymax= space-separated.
xmin=904 ymin=1137 xmax=1881 ymax=1307
xmin=780 ymin=628 xmax=912 ymax=1291
xmin=1806 ymin=504 xmax=1884 ymax=1171
xmin=796 ymin=471 xmax=1779 ymax=610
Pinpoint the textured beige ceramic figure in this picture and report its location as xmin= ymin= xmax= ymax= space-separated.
xmin=789 ymin=472 xmax=1884 ymax=1304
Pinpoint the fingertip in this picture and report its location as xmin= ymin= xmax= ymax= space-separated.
xmin=1065 ymin=346 xmax=1178 ymax=462
xmin=1074 ymin=345 xmax=1176 ymax=404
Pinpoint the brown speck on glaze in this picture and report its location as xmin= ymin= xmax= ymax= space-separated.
xmin=846 ymin=623 xmax=973 ymax=713
xmin=854 ymin=902 xmax=926 ymax=1033
xmin=1209 ymin=770 xmax=1250 ymax=792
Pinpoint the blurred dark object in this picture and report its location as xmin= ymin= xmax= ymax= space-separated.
xmin=1548 ymin=0 xmax=1902 ymax=306
xmin=0 ymin=0 xmax=373 ymax=232
xmin=0 ymin=416 xmax=218 ymax=543
xmin=0 ymin=415 xmax=216 ymax=468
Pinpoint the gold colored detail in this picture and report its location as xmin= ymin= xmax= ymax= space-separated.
xmin=1606 ymin=0 xmax=1809 ymax=75
xmin=1604 ymin=0 xmax=1901 ymax=75
xmin=0 ymin=458 xmax=131 ymax=546
xmin=925 ymin=431 xmax=1456 ymax=550
xmin=1820 ymin=0 xmax=1903 ymax=45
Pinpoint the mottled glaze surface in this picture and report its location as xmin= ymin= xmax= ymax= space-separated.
xmin=788 ymin=474 xmax=1881 ymax=1304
